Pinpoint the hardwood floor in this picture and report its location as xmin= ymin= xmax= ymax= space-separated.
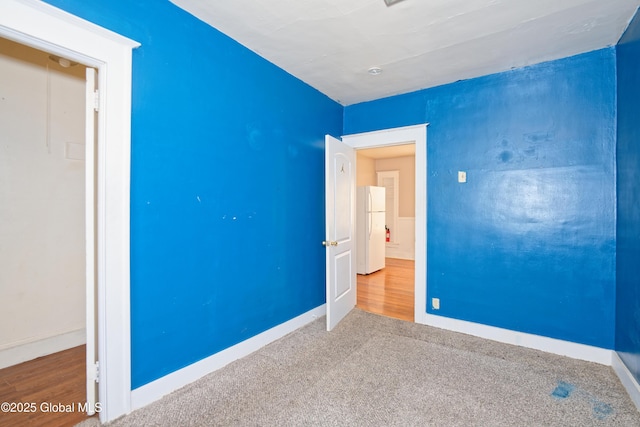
xmin=357 ymin=257 xmax=415 ymax=322
xmin=0 ymin=345 xmax=94 ymax=427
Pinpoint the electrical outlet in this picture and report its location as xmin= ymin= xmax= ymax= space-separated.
xmin=432 ymin=297 xmax=440 ymax=310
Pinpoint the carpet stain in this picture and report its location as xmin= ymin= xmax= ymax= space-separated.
xmin=592 ymin=399 xmax=614 ymax=420
xmin=550 ymin=381 xmax=615 ymax=420
xmin=551 ymin=381 xmax=575 ymax=399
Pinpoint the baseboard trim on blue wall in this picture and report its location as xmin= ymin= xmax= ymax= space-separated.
xmin=419 ymin=313 xmax=612 ymax=366
xmin=130 ymin=305 xmax=326 ymax=412
xmin=612 ymin=351 xmax=640 ymax=411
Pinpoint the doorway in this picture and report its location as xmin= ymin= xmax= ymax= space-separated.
xmin=0 ymin=36 xmax=96 ymax=423
xmin=342 ymin=124 xmax=428 ymax=324
xmin=355 ymin=144 xmax=416 ymax=321
xmin=0 ymin=1 xmax=139 ymax=421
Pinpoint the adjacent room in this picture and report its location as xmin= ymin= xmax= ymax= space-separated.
xmin=355 ymin=145 xmax=416 ymax=322
xmin=0 ymin=36 xmax=93 ymax=427
xmin=1 ymin=0 xmax=640 ymax=425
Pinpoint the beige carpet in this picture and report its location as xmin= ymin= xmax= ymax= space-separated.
xmin=79 ymin=309 xmax=640 ymax=426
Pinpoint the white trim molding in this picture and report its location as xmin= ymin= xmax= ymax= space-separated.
xmin=342 ymin=124 xmax=428 ymax=325
xmin=423 ymin=313 xmax=612 ymax=365
xmin=131 ymin=305 xmax=326 ymax=411
xmin=0 ymin=329 xmax=86 ymax=370
xmin=612 ymin=352 xmax=640 ymax=411
xmin=0 ymin=0 xmax=139 ymax=422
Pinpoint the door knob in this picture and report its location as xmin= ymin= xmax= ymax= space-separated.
xmin=322 ymin=240 xmax=338 ymax=246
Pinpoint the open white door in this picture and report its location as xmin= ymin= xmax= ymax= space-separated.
xmin=324 ymin=135 xmax=356 ymax=331
xmin=85 ymin=67 xmax=98 ymax=415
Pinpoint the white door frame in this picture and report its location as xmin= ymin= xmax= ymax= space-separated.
xmin=85 ymin=66 xmax=98 ymax=415
xmin=342 ymin=124 xmax=428 ymax=324
xmin=0 ymin=0 xmax=139 ymax=422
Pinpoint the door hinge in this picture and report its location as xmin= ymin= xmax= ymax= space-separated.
xmin=93 ymin=89 xmax=100 ymax=112
xmin=93 ymin=361 xmax=100 ymax=383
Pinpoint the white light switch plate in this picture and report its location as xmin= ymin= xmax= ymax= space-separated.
xmin=458 ymin=171 xmax=466 ymax=183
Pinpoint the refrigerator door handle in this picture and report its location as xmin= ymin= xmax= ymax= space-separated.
xmin=368 ymin=192 xmax=373 ymax=238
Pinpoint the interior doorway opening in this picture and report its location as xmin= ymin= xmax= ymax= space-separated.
xmin=355 ymin=144 xmax=416 ymax=322
xmin=341 ymin=124 xmax=428 ymax=325
xmin=0 ymin=2 xmax=138 ymax=420
xmin=0 ymin=36 xmax=97 ymax=424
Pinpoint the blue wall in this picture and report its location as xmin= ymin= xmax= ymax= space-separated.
xmin=345 ymin=49 xmax=617 ymax=348
xmin=616 ymin=10 xmax=640 ymax=383
xmin=40 ymin=0 xmax=629 ymax=390
xmin=44 ymin=0 xmax=342 ymax=388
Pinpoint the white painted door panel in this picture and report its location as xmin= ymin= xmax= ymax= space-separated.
xmin=325 ymin=135 xmax=356 ymax=331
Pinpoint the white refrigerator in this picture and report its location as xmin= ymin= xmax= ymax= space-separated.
xmin=356 ymin=186 xmax=386 ymax=274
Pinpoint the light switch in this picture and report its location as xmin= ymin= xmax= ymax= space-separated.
xmin=458 ymin=171 xmax=467 ymax=183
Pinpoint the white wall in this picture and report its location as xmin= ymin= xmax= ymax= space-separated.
xmin=376 ymin=156 xmax=415 ymax=260
xmin=0 ymin=38 xmax=86 ymax=367
xmin=375 ymin=155 xmax=415 ymax=217
xmin=356 ymin=153 xmax=376 ymax=186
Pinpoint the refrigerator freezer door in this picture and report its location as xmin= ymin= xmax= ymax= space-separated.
xmin=368 ymin=186 xmax=386 ymax=212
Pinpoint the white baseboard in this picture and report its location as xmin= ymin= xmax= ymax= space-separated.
xmin=131 ymin=304 xmax=326 ymax=412
xmin=385 ymin=245 xmax=414 ymax=260
xmin=419 ymin=312 xmax=612 ymax=366
xmin=0 ymin=329 xmax=86 ymax=369
xmin=612 ymin=351 xmax=640 ymax=411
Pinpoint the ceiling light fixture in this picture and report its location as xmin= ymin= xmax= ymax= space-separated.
xmin=368 ymin=67 xmax=383 ymax=76
xmin=384 ymin=0 xmax=407 ymax=6
xmin=48 ymin=54 xmax=78 ymax=68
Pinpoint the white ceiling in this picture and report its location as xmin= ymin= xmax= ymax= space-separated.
xmin=171 ymin=0 xmax=639 ymax=106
